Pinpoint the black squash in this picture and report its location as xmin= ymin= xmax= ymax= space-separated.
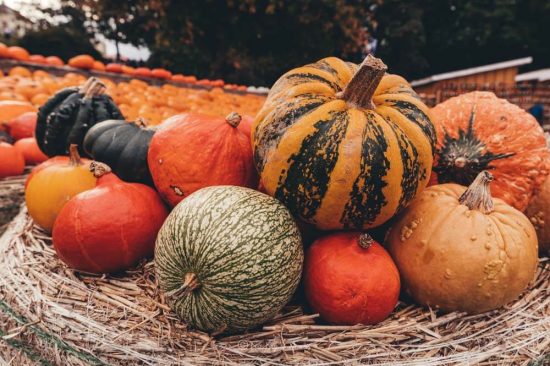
xmin=83 ymin=118 xmax=155 ymax=185
xmin=35 ymin=77 xmax=123 ymax=157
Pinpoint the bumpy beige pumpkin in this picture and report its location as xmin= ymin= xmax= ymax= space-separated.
xmin=387 ymin=171 xmax=538 ymax=314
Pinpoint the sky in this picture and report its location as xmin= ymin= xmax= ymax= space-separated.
xmin=3 ymin=0 xmax=151 ymax=60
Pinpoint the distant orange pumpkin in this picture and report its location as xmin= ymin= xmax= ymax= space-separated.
xmin=68 ymin=54 xmax=95 ymax=69
xmin=45 ymin=56 xmax=64 ymax=66
xmin=14 ymin=137 xmax=48 ymax=165
xmin=93 ymin=60 xmax=106 ymax=71
xmin=29 ymin=54 xmax=47 ymax=64
xmin=7 ymin=46 xmax=30 ymax=61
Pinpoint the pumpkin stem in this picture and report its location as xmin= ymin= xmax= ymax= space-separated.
xmin=342 ymin=54 xmax=387 ymax=110
xmin=83 ymin=78 xmax=106 ymax=99
xmin=459 ymin=171 xmax=494 ymax=214
xmin=89 ymin=161 xmax=112 ymax=178
xmin=165 ymin=273 xmax=201 ymax=299
xmin=358 ymin=233 xmax=374 ymax=249
xmin=135 ymin=117 xmax=148 ymax=128
xmin=79 ymin=77 xmax=96 ymax=93
xmin=68 ymin=144 xmax=82 ymax=166
xmin=225 ymin=112 xmax=242 ymax=128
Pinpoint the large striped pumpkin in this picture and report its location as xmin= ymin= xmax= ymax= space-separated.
xmin=155 ymin=186 xmax=303 ymax=334
xmin=252 ymin=55 xmax=436 ymax=230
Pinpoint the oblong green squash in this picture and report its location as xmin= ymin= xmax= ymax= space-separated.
xmin=155 ymin=185 xmax=303 ymax=334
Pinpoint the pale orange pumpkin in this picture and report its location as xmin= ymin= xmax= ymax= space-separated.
xmin=25 ymin=145 xmax=96 ymax=232
xmin=387 ymin=171 xmax=538 ymax=314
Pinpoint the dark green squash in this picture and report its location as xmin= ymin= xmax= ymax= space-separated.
xmin=83 ymin=118 xmax=155 ymax=185
xmin=35 ymin=77 xmax=123 ymax=157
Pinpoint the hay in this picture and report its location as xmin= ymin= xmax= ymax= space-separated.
xmin=0 ymin=209 xmax=548 ymax=365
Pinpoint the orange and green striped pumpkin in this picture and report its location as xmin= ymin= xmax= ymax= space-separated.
xmin=252 ymin=55 xmax=436 ymax=230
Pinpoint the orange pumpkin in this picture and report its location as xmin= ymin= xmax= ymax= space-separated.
xmin=0 ymin=101 xmax=36 ymax=126
xmin=133 ymin=67 xmax=152 ymax=78
xmin=148 ymin=112 xmax=258 ymax=206
xmin=304 ymin=232 xmax=400 ymax=325
xmin=8 ymin=66 xmax=32 ymax=78
xmin=52 ymin=162 xmax=168 ymax=273
xmin=105 ymin=63 xmax=123 ymax=73
xmin=14 ymin=138 xmax=48 ymax=165
xmin=121 ymin=65 xmax=135 ymax=74
xmin=29 ymin=54 xmax=47 ymax=64
xmin=526 ymin=174 xmax=550 ymax=255
xmin=431 ymin=91 xmax=550 ymax=211
xmin=0 ymin=43 xmax=8 ymax=58
xmin=7 ymin=46 xmax=30 ymax=61
xmin=151 ymin=68 xmax=172 ymax=79
xmin=0 ymin=142 xmax=25 ymax=178
xmin=171 ymin=74 xmax=186 ymax=82
xmin=25 ymin=155 xmax=92 ymax=188
xmin=25 ymin=145 xmax=96 ymax=232
xmin=93 ymin=60 xmax=106 ymax=71
xmin=45 ymin=56 xmax=64 ymax=66
xmin=5 ymin=112 xmax=37 ymax=140
xmin=68 ymin=54 xmax=95 ymax=69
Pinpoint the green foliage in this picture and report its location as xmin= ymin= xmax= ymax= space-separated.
xmin=17 ymin=26 xmax=102 ymax=61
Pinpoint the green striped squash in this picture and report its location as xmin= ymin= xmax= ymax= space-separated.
xmin=252 ymin=55 xmax=435 ymax=230
xmin=155 ymin=185 xmax=303 ymax=334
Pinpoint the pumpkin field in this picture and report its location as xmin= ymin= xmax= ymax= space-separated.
xmin=0 ymin=26 xmax=549 ymax=366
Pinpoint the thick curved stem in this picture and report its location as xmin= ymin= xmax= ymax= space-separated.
xmin=358 ymin=233 xmax=374 ymax=249
xmin=225 ymin=112 xmax=242 ymax=128
xmin=342 ymin=54 xmax=387 ymax=110
xmin=89 ymin=161 xmax=112 ymax=178
xmin=83 ymin=78 xmax=106 ymax=99
xmin=68 ymin=144 xmax=81 ymax=166
xmin=459 ymin=171 xmax=494 ymax=214
xmin=165 ymin=273 xmax=201 ymax=300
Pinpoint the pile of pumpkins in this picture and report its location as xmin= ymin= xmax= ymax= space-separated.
xmin=0 ymin=44 xmax=250 ymax=91
xmin=1 ymin=54 xmax=549 ymax=335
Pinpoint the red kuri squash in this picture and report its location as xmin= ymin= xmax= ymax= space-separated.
xmin=148 ymin=112 xmax=258 ymax=206
xmin=304 ymin=232 xmax=400 ymax=325
xmin=52 ymin=162 xmax=168 ymax=273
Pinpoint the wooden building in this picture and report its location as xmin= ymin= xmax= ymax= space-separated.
xmin=411 ymin=57 xmax=533 ymax=94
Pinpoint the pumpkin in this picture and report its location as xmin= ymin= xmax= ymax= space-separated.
xmin=133 ymin=67 xmax=152 ymax=78
xmin=0 ymin=101 xmax=36 ymax=126
xmin=35 ymin=77 xmax=123 ymax=157
xmin=304 ymin=232 xmax=400 ymax=325
xmin=25 ymin=154 xmax=92 ymax=188
xmin=0 ymin=142 xmax=25 ymax=178
xmin=7 ymin=46 xmax=30 ymax=61
xmin=252 ymin=55 xmax=435 ymax=230
xmin=53 ymin=162 xmax=168 ymax=273
xmin=5 ymin=112 xmax=37 ymax=141
xmin=387 ymin=171 xmax=538 ymax=314
xmin=0 ymin=43 xmax=8 ymax=58
xmin=430 ymin=91 xmax=550 ymax=211
xmin=526 ymin=172 xmax=550 ymax=255
xmin=9 ymin=66 xmax=32 ymax=78
xmin=151 ymin=68 xmax=172 ymax=79
xmin=14 ymin=137 xmax=48 ymax=165
xmin=148 ymin=112 xmax=258 ymax=206
xmin=29 ymin=54 xmax=47 ymax=64
xmin=105 ymin=63 xmax=123 ymax=73
xmin=68 ymin=54 xmax=95 ymax=69
xmin=121 ymin=65 xmax=135 ymax=74
xmin=93 ymin=61 xmax=106 ymax=71
xmin=171 ymin=74 xmax=186 ymax=82
xmin=155 ymin=185 xmax=303 ymax=334
xmin=25 ymin=145 xmax=96 ymax=232
xmin=45 ymin=56 xmax=64 ymax=66
xmin=83 ymin=118 xmax=155 ymax=185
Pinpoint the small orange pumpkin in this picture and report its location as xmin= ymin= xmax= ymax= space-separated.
xmin=526 ymin=173 xmax=550 ymax=255
xmin=148 ymin=112 xmax=258 ymax=206
xmin=68 ymin=54 xmax=95 ymax=69
xmin=93 ymin=60 xmax=106 ymax=71
xmin=0 ymin=101 xmax=36 ymax=126
xmin=7 ymin=46 xmax=30 ymax=61
xmin=25 ymin=145 xmax=96 ymax=232
xmin=0 ymin=142 xmax=25 ymax=178
xmin=45 ymin=56 xmax=64 ymax=66
xmin=4 ymin=112 xmax=37 ymax=140
xmin=14 ymin=137 xmax=48 ymax=165
xmin=8 ymin=66 xmax=32 ymax=78
xmin=29 ymin=54 xmax=47 ymax=64
xmin=133 ymin=67 xmax=152 ymax=78
xmin=0 ymin=43 xmax=8 ymax=58
xmin=105 ymin=63 xmax=123 ymax=73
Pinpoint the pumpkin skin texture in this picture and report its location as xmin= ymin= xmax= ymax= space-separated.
xmin=14 ymin=138 xmax=48 ymax=165
xmin=0 ymin=101 xmax=36 ymax=126
xmin=155 ymin=186 xmax=303 ymax=334
xmin=4 ymin=112 xmax=37 ymax=141
xmin=25 ymin=155 xmax=91 ymax=188
xmin=252 ymin=55 xmax=435 ymax=230
xmin=0 ymin=142 xmax=25 ymax=178
xmin=387 ymin=171 xmax=538 ymax=314
xmin=36 ymin=77 xmax=123 ymax=157
xmin=148 ymin=112 xmax=258 ymax=207
xmin=526 ymin=175 xmax=550 ymax=255
xmin=25 ymin=145 xmax=96 ymax=232
xmin=53 ymin=163 xmax=168 ymax=274
xmin=84 ymin=118 xmax=155 ymax=185
xmin=430 ymin=91 xmax=550 ymax=211
xmin=304 ymin=232 xmax=400 ymax=325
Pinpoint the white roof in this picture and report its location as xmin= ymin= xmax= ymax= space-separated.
xmin=410 ymin=57 xmax=533 ymax=87
xmin=516 ymin=68 xmax=550 ymax=82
